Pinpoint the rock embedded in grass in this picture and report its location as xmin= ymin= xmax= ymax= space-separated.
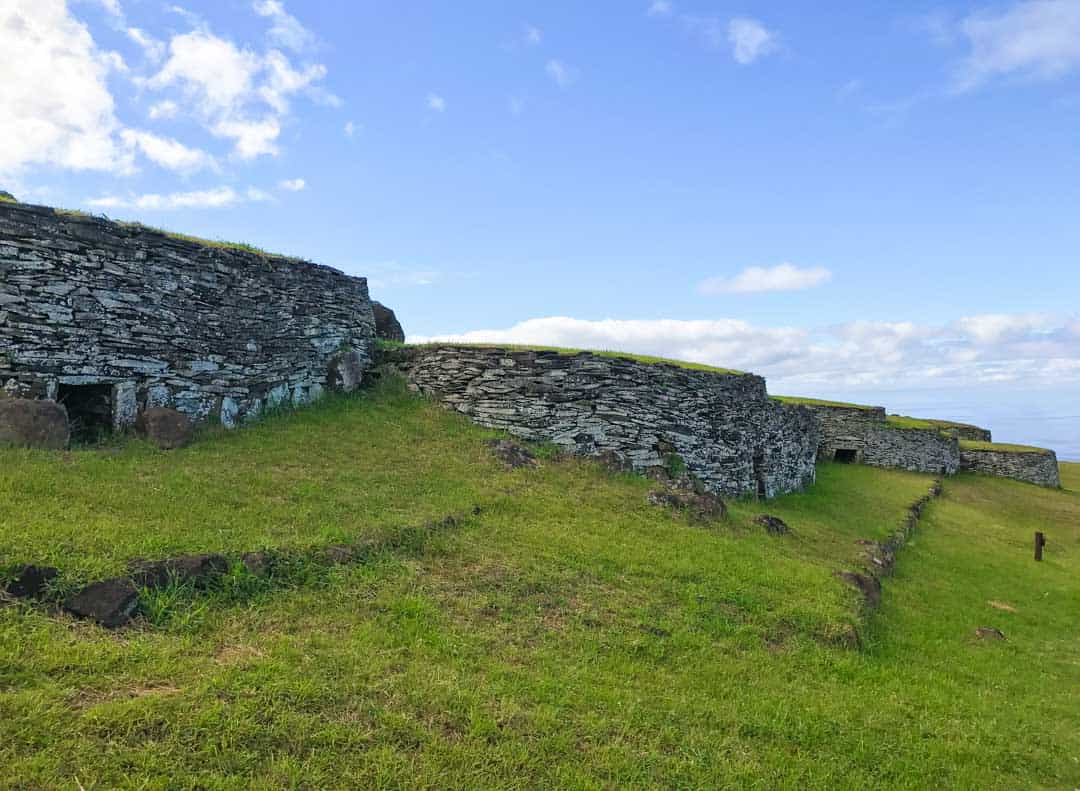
xmin=0 ymin=398 xmax=70 ymax=450
xmin=647 ymin=489 xmax=728 ymax=523
xmin=136 ymin=407 xmax=193 ymax=450
xmin=837 ymin=571 xmax=882 ymax=609
xmin=130 ymin=554 xmax=229 ymax=589
xmin=975 ymin=626 xmax=1006 ymax=641
xmin=3 ymin=564 xmax=59 ymax=599
xmin=486 ymin=439 xmax=539 ymax=469
xmin=754 ymin=515 xmax=790 ymax=536
xmin=64 ymin=578 xmax=140 ymax=628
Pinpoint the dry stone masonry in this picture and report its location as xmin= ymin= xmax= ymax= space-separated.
xmin=0 ymin=202 xmax=376 ymax=433
xmin=960 ymin=445 xmax=1060 ymax=488
xmin=380 ymin=345 xmax=819 ymax=499
xmin=800 ymin=403 xmax=961 ymax=475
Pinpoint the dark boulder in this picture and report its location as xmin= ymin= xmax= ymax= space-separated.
xmin=0 ymin=398 xmax=70 ymax=450
xmin=136 ymin=407 xmax=193 ymax=450
xmin=4 ymin=564 xmax=60 ymax=599
xmin=486 ymin=438 xmax=539 ymax=469
xmin=754 ymin=515 xmax=790 ymax=536
xmin=130 ymin=554 xmax=229 ymax=589
xmin=372 ymin=301 xmax=405 ymax=343
xmin=64 ymin=578 xmax=140 ymax=628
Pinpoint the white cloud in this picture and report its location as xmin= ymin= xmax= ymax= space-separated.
xmin=698 ymin=263 xmax=832 ymax=295
xmin=728 ymin=17 xmax=777 ymax=64
xmin=0 ymin=0 xmax=131 ymax=177
xmin=120 ymin=129 xmax=215 ymax=173
xmin=127 ymin=27 xmax=165 ymax=62
xmin=252 ymin=0 xmax=316 ymax=52
xmin=83 ymin=0 xmax=122 ymax=16
xmin=508 ymin=96 xmax=526 ymax=117
xmin=953 ymin=0 xmax=1080 ymax=91
xmin=278 ymin=177 xmax=305 ymax=191
xmin=366 ymin=262 xmax=442 ymax=290
xmin=412 ymin=312 xmax=1080 ymax=392
xmin=427 ymin=93 xmax=447 ymax=112
xmin=648 ymin=1 xmax=674 ymax=17
xmin=147 ymin=29 xmax=327 ymax=159
xmin=148 ymin=100 xmax=179 ymax=120
xmin=524 ymin=24 xmax=542 ymax=45
xmin=546 ymin=59 xmax=579 ymax=87
xmin=344 ymin=120 xmax=360 ymax=137
xmin=87 ymin=186 xmax=244 ymax=210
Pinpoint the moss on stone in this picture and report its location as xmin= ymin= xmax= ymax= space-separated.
xmin=960 ymin=439 xmax=1053 ymax=455
xmin=771 ymin=395 xmax=878 ymax=410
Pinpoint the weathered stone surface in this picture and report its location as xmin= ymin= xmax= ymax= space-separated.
xmin=129 ymin=554 xmax=229 ymax=589
xmin=804 ymin=404 xmax=961 ymax=475
xmin=64 ymin=578 xmax=140 ymax=628
xmin=754 ymin=515 xmax=790 ymax=536
xmin=0 ymin=201 xmax=376 ymax=427
xmin=960 ymin=447 xmax=1060 ymax=488
xmin=383 ymin=346 xmax=818 ymax=499
xmin=647 ymin=489 xmax=728 ymax=523
xmin=327 ymin=350 xmax=366 ymax=392
xmin=4 ymin=564 xmax=59 ymax=598
xmin=486 ymin=438 xmax=539 ymax=469
xmin=372 ymin=301 xmax=405 ymax=343
xmin=136 ymin=407 xmax=194 ymax=450
xmin=0 ymin=398 xmax=69 ymax=449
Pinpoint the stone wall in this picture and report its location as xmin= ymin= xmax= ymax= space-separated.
xmin=0 ymin=202 xmax=376 ymax=429
xmin=380 ymin=345 xmax=819 ymax=499
xmin=803 ymin=404 xmax=960 ymax=475
xmin=960 ymin=447 xmax=1060 ymax=488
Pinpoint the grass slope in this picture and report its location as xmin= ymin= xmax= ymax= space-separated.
xmin=959 ymin=439 xmax=1054 ymax=455
xmin=1 ymin=380 xmax=1077 ymax=788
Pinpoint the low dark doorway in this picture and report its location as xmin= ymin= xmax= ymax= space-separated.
xmin=57 ymin=383 xmax=113 ymax=443
xmin=834 ymin=448 xmax=858 ymax=464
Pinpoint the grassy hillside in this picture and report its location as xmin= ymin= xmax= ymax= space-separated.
xmin=1 ymin=380 xmax=1077 ymax=788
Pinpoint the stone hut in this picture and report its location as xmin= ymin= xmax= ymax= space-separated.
xmin=0 ymin=202 xmax=376 ymax=437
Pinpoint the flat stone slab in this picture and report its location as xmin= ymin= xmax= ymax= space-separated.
xmin=64 ymin=579 xmax=140 ymax=628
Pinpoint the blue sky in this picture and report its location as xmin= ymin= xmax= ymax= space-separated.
xmin=3 ymin=0 xmax=1080 ymax=457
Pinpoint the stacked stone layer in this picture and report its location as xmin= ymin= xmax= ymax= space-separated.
xmin=960 ymin=447 xmax=1060 ymax=488
xmin=381 ymin=345 xmax=819 ymax=498
xmin=0 ymin=203 xmax=376 ymax=426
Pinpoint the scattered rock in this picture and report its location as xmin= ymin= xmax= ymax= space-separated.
xmin=64 ymin=578 xmax=140 ymax=628
xmin=597 ymin=451 xmax=634 ymax=474
xmin=3 ymin=564 xmax=60 ymax=599
xmin=321 ymin=544 xmax=355 ymax=565
xmin=0 ymin=398 xmax=70 ymax=450
xmin=130 ymin=554 xmax=229 ymax=589
xmin=136 ymin=407 xmax=193 ymax=450
xmin=975 ymin=626 xmax=1006 ymax=641
xmin=647 ymin=489 xmax=728 ymax=523
xmin=241 ymin=551 xmax=273 ymax=577
xmin=754 ymin=514 xmax=790 ymax=536
xmin=837 ymin=571 xmax=882 ymax=609
xmin=486 ymin=438 xmax=539 ymax=469
xmin=372 ymin=301 xmax=405 ymax=343
xmin=987 ymin=600 xmax=1017 ymax=613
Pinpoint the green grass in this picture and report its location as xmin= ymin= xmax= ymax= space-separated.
xmin=398 ymin=342 xmax=746 ymax=375
xmin=960 ymin=439 xmax=1053 ymax=455
xmin=771 ymin=395 xmax=879 ymax=410
xmin=1061 ymin=461 xmax=1080 ymax=492
xmin=0 ymin=193 xmax=16 ymax=204
xmin=0 ymin=380 xmax=1077 ymax=788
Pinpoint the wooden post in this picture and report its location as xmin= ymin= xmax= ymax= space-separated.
xmin=1034 ymin=532 xmax=1046 ymax=561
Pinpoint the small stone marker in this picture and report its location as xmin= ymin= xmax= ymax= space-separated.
xmin=1034 ymin=531 xmax=1046 ymax=561
xmin=975 ymin=626 xmax=1006 ymax=641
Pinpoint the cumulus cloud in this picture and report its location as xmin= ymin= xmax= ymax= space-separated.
xmin=546 ymin=59 xmax=579 ymax=87
xmin=87 ymin=186 xmax=245 ymax=210
xmin=127 ymin=27 xmax=165 ymax=62
xmin=427 ymin=93 xmax=447 ymax=112
xmin=727 ymin=17 xmax=778 ymax=64
xmin=148 ymin=100 xmax=179 ymax=120
xmin=146 ymin=27 xmax=328 ymax=159
xmin=698 ymin=263 xmax=832 ymax=295
xmin=953 ymin=0 xmax=1080 ymax=90
xmin=120 ymin=129 xmax=216 ymax=173
xmin=278 ymin=177 xmax=305 ymax=191
xmin=648 ymin=1 xmax=674 ymax=18
xmin=412 ymin=313 xmax=1080 ymax=392
xmin=0 ymin=0 xmax=132 ymax=177
xmin=524 ymin=24 xmax=542 ymax=45
xmin=344 ymin=120 xmax=359 ymax=137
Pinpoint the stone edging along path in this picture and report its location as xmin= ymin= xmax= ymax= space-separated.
xmin=0 ymin=510 xmax=477 ymax=629
xmin=838 ymin=478 xmax=944 ymax=620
